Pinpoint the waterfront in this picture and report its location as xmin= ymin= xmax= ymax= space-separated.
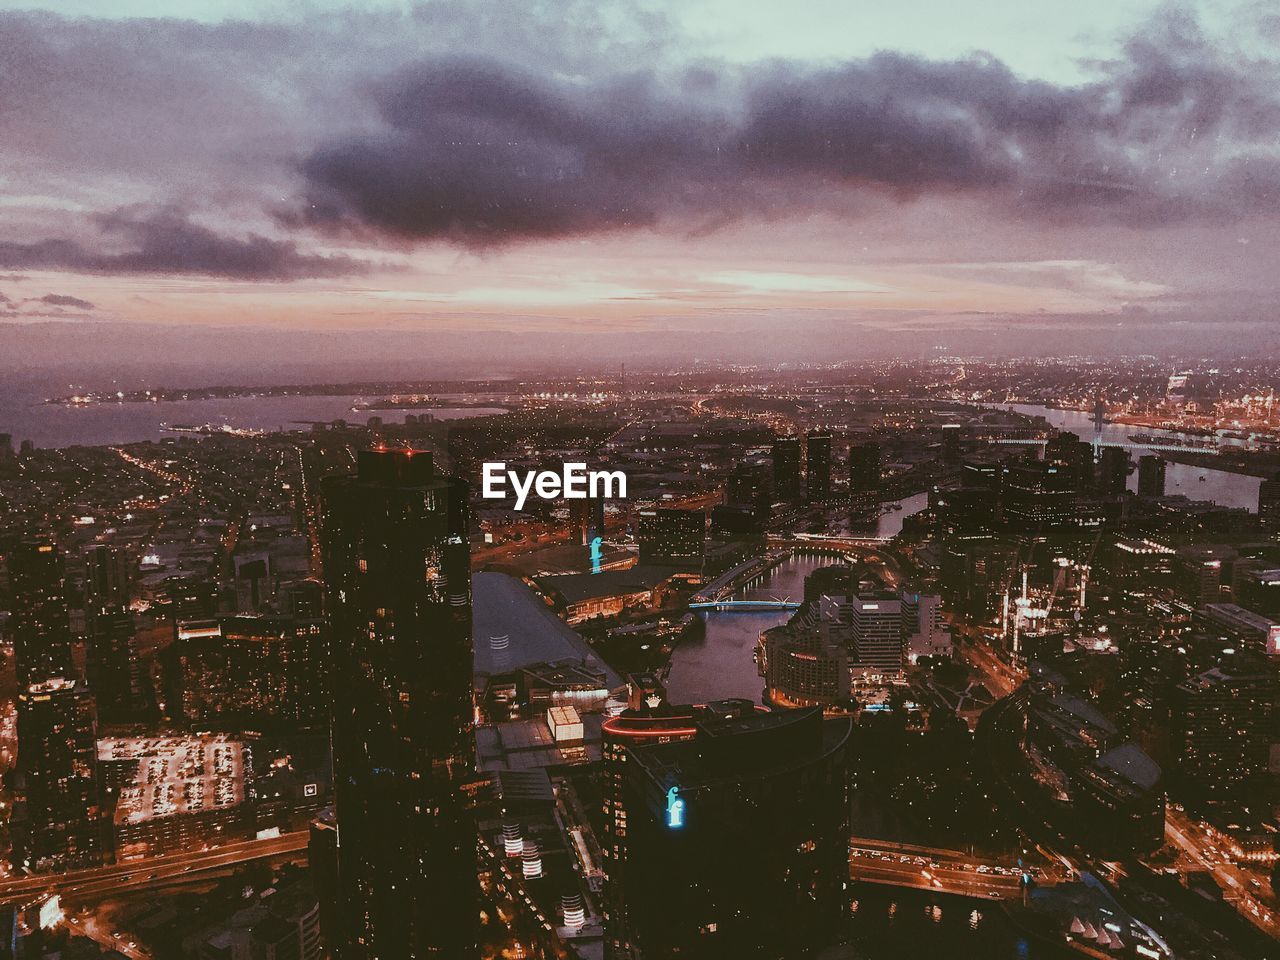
xmin=0 ymin=385 xmax=505 ymax=449
xmin=847 ymin=885 xmax=1070 ymax=959
xmin=993 ymin=403 xmax=1263 ymax=512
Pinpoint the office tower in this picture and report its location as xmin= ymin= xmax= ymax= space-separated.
xmin=86 ymin=607 xmax=144 ymax=724
xmin=1173 ymin=666 xmax=1275 ymax=798
xmin=725 ymin=463 xmax=771 ymax=517
xmin=17 ymin=679 xmax=103 ymax=872
xmin=234 ymin=551 xmax=273 ymax=612
xmin=571 ymin=495 xmax=607 ymax=546
xmin=0 ymin=432 xmax=12 ymax=460
xmin=940 ymin=423 xmax=962 ymax=464
xmin=6 ymin=540 xmax=75 ymax=688
xmin=848 ymin=441 xmax=881 ymax=494
xmin=1174 ymin=545 xmax=1236 ymax=607
xmin=1137 ymin=455 xmax=1167 ymax=498
xmin=806 ymin=430 xmax=832 ymax=503
xmin=637 ymin=507 xmax=705 ymax=564
xmin=1000 ymin=459 xmax=1079 ymax=532
xmin=83 ymin=543 xmax=132 ymax=611
xmin=900 ymin=589 xmax=951 ymax=663
xmin=601 ymin=701 xmax=736 ymax=960
xmin=618 ymin=708 xmax=851 ymax=959
xmin=770 ymin=436 xmax=801 ymax=503
xmin=848 ymin=593 xmax=907 ymax=678
xmin=320 ymin=449 xmax=477 ymax=958
xmin=1260 ymin=472 xmax=1280 ymax=537
xmin=1044 ymin=430 xmax=1093 ymax=490
xmin=1097 ymin=446 xmax=1129 ymax=496
xmin=280 ymin=578 xmax=325 ymax=618
xmin=82 ymin=544 xmax=144 ymax=724
xmin=164 ymin=614 xmax=327 ymax=729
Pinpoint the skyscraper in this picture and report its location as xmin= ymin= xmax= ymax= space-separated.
xmin=1172 ymin=665 xmax=1275 ymax=799
xmin=82 ymin=544 xmax=144 ymax=724
xmin=848 ymin=441 xmax=881 ymax=494
xmin=320 ymin=449 xmax=477 ymax=958
xmin=1259 ymin=471 xmax=1280 ymax=537
xmin=6 ymin=540 xmax=75 ymax=689
xmin=806 ymin=430 xmax=832 ymax=503
xmin=1097 ymin=446 xmax=1129 ymax=496
xmin=618 ymin=707 xmax=851 ymax=958
xmin=637 ymin=507 xmax=705 ymax=564
xmin=16 ymin=679 xmax=104 ymax=872
xmin=1137 ymin=455 xmax=1167 ymax=498
xmin=771 ymin=436 xmax=801 ymax=503
xmin=86 ymin=608 xmax=144 ymax=724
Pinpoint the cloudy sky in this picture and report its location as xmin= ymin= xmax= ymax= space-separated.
xmin=1 ymin=0 xmax=1278 ymax=378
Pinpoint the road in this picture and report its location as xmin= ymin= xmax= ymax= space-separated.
xmin=0 ymin=832 xmax=309 ymax=907
xmin=1163 ymin=809 xmax=1280 ymax=939
xmin=850 ymin=843 xmax=1027 ymax=900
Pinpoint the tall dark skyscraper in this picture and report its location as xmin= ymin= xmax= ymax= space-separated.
xmin=1259 ymin=471 xmax=1280 ymax=537
xmin=1096 ymin=445 xmax=1129 ymax=496
xmin=320 ymin=449 xmax=478 ymax=959
xmin=8 ymin=542 xmax=102 ymax=872
xmin=16 ymin=678 xmax=104 ymax=872
xmin=848 ymin=441 xmax=881 ymax=493
xmin=1137 ymin=455 xmax=1167 ymax=498
xmin=82 ymin=544 xmax=144 ymax=724
xmin=806 ymin=430 xmax=832 ymax=503
xmin=637 ymin=507 xmax=705 ymax=564
xmin=617 ymin=707 xmax=852 ymax=958
xmin=6 ymin=539 xmax=76 ymax=689
xmin=771 ymin=436 xmax=801 ymax=503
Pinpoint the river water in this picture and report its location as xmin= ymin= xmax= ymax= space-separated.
xmin=0 ymin=386 xmax=505 ymax=449
xmin=993 ymin=403 xmax=1261 ymax=512
xmin=667 ymin=489 xmax=929 ymax=705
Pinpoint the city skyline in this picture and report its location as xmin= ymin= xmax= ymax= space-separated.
xmin=2 ymin=0 xmax=1280 ymax=377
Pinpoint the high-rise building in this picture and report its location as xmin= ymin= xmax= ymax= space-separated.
xmin=637 ymin=507 xmax=705 ymax=564
xmin=16 ymin=679 xmax=103 ymax=872
xmin=806 ymin=431 xmax=832 ymax=503
xmin=1097 ymin=446 xmax=1129 ymax=496
xmin=1137 ymin=455 xmax=1167 ymax=498
xmin=320 ymin=449 xmax=478 ymax=958
xmin=771 ymin=436 xmax=801 ymax=503
xmin=1044 ymin=431 xmax=1093 ymax=491
xmin=940 ymin=424 xmax=962 ymax=464
xmin=847 ymin=594 xmax=907 ymax=678
xmin=164 ymin=614 xmax=327 ymax=729
xmin=86 ymin=607 xmax=145 ymax=724
xmin=1259 ymin=472 xmax=1280 ymax=537
xmin=900 ymin=589 xmax=951 ymax=663
xmin=601 ymin=700 xmax=749 ymax=960
xmin=81 ymin=544 xmax=145 ymax=724
xmin=848 ymin=442 xmax=881 ymax=494
xmin=1172 ymin=666 xmax=1275 ymax=798
xmin=83 ymin=543 xmax=132 ymax=612
xmin=6 ymin=540 xmax=75 ymax=689
xmin=617 ymin=707 xmax=851 ymax=959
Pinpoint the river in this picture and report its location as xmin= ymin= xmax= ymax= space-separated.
xmin=0 ymin=385 xmax=505 ymax=449
xmin=667 ymin=487 xmax=929 ymax=705
xmin=992 ymin=403 xmax=1261 ymax=512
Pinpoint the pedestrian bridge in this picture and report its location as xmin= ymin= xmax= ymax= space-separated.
xmin=688 ymin=598 xmax=801 ymax=612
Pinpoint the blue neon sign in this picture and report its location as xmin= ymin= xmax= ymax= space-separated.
xmin=666 ymin=786 xmax=686 ymax=829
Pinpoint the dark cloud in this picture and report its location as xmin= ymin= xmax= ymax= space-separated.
xmin=0 ymin=208 xmax=367 ymax=280
xmin=296 ymin=8 xmax=1280 ymax=245
xmin=35 ymin=293 xmax=94 ymax=310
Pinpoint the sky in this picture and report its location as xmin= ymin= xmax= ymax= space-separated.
xmin=1 ymin=0 xmax=1278 ymax=381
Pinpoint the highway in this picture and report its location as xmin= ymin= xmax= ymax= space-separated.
xmin=1163 ymin=808 xmax=1280 ymax=940
xmin=0 ymin=832 xmax=310 ymax=907
xmin=850 ymin=843 xmax=1030 ymax=900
